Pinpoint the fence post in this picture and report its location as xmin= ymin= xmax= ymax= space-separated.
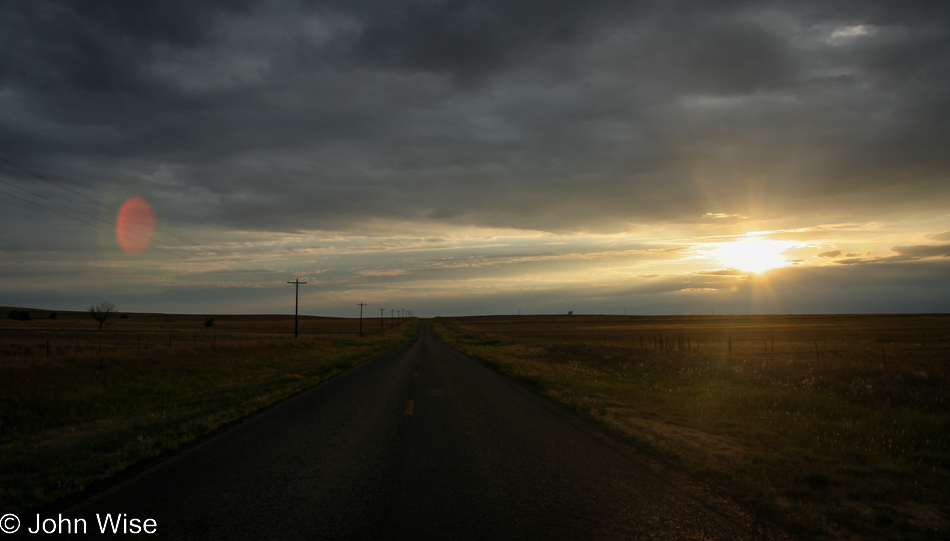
xmin=880 ymin=340 xmax=888 ymax=375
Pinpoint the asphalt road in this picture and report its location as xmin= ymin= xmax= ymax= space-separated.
xmin=48 ymin=320 xmax=794 ymax=539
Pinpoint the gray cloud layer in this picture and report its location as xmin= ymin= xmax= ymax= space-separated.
xmin=3 ymin=0 xmax=949 ymax=236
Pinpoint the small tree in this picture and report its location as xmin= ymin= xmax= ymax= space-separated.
xmin=204 ymin=317 xmax=215 ymax=328
xmin=88 ymin=302 xmax=117 ymax=331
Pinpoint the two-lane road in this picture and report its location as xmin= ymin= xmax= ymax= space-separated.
xmin=57 ymin=320 xmax=793 ymax=539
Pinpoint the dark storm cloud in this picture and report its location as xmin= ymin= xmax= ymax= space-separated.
xmin=889 ymin=244 xmax=950 ymax=261
xmin=1 ymin=1 xmax=252 ymax=121
xmin=2 ymin=0 xmax=950 ymax=234
xmin=1 ymin=1 xmax=231 ymax=95
xmin=336 ymin=0 xmax=621 ymax=83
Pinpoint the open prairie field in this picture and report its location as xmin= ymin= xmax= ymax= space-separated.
xmin=1 ymin=307 xmax=396 ymax=364
xmin=442 ymin=314 xmax=950 ymax=374
xmin=0 ymin=307 xmax=417 ymax=513
xmin=435 ymin=314 xmax=950 ymax=540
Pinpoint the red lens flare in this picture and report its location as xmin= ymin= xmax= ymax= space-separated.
xmin=115 ymin=195 xmax=156 ymax=255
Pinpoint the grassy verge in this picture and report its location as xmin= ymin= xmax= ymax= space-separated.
xmin=433 ymin=318 xmax=949 ymax=540
xmin=1 ymin=320 xmax=419 ymax=512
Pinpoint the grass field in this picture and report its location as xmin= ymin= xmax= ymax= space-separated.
xmin=0 ymin=307 xmax=418 ymax=512
xmin=434 ymin=314 xmax=950 ymax=540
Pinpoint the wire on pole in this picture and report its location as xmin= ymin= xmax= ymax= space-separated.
xmin=288 ymin=278 xmax=306 ymax=338
xmin=357 ymin=302 xmax=367 ymax=337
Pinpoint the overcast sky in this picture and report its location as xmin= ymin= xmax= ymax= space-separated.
xmin=2 ymin=0 xmax=949 ymax=317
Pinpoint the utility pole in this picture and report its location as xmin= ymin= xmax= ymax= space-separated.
xmin=357 ymin=302 xmax=367 ymax=337
xmin=287 ymin=278 xmax=307 ymax=338
xmin=390 ymin=309 xmax=394 ymax=327
xmin=379 ymin=308 xmax=385 ymax=332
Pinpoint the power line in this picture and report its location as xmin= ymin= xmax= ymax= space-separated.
xmin=0 ymin=185 xmax=267 ymax=276
xmin=0 ymin=157 xmax=276 ymax=273
xmin=0 ymin=186 xmax=179 ymax=258
xmin=0 ymin=181 xmax=264 ymax=276
xmin=0 ymin=157 xmax=279 ymax=278
xmin=0 ymin=177 xmax=199 ymax=258
xmin=1 ymin=157 xmax=177 ymax=241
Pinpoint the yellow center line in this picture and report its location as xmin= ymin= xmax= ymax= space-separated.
xmin=405 ymin=400 xmax=414 ymax=415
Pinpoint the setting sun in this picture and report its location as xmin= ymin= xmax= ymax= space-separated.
xmin=712 ymin=238 xmax=793 ymax=273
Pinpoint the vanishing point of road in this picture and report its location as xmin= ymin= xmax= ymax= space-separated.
xmin=63 ymin=320 xmax=796 ymax=540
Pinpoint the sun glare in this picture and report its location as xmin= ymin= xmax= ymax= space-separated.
xmin=713 ymin=238 xmax=792 ymax=273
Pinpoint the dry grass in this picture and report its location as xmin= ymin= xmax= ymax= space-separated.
xmin=0 ymin=307 xmax=418 ymax=512
xmin=434 ymin=314 xmax=950 ymax=540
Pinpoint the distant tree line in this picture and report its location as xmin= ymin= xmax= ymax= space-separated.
xmin=7 ymin=309 xmax=31 ymax=321
xmin=7 ymin=310 xmax=58 ymax=321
